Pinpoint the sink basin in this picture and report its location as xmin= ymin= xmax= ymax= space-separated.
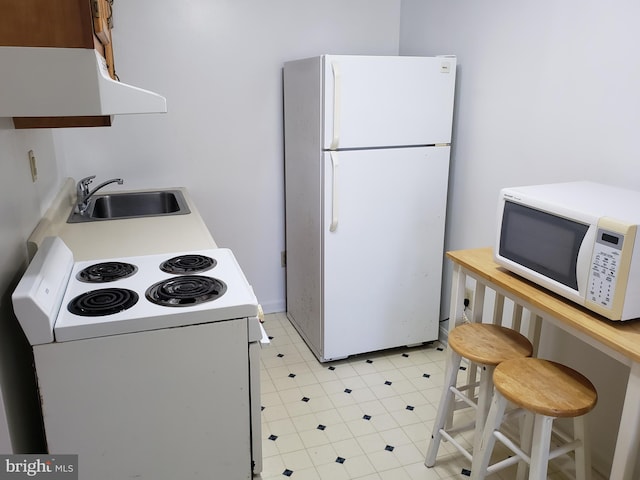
xmin=67 ymin=190 xmax=191 ymax=223
xmin=92 ymin=191 xmax=184 ymax=218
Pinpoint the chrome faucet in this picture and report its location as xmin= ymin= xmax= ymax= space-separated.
xmin=75 ymin=175 xmax=124 ymax=214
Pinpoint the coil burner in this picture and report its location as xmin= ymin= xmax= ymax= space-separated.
xmin=159 ymin=255 xmax=216 ymax=274
xmin=146 ymin=275 xmax=227 ymax=307
xmin=67 ymin=288 xmax=139 ymax=317
xmin=77 ymin=262 xmax=138 ymax=283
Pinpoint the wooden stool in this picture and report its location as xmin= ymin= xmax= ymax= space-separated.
xmin=471 ymin=358 xmax=598 ymax=480
xmin=425 ymin=323 xmax=533 ymax=468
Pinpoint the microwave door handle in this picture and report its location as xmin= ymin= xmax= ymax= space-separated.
xmin=329 ymin=152 xmax=339 ymax=232
xmin=330 ymin=61 xmax=341 ymax=150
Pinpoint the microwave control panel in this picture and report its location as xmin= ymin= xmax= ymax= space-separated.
xmin=587 ymin=229 xmax=624 ymax=309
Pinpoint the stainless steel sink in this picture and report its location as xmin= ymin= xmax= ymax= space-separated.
xmin=67 ymin=190 xmax=191 ymax=223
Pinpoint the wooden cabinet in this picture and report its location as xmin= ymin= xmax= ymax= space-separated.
xmin=0 ymin=0 xmax=117 ymax=128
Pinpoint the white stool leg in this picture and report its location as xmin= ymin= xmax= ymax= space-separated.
xmin=573 ymin=416 xmax=591 ymax=480
xmin=473 ymin=365 xmax=495 ymax=454
xmin=470 ymin=389 xmax=508 ymax=480
xmin=425 ymin=348 xmax=462 ymax=467
xmin=516 ymin=411 xmax=534 ymax=480
xmin=467 ymin=361 xmax=479 ymax=403
xmin=528 ymin=414 xmax=554 ymax=480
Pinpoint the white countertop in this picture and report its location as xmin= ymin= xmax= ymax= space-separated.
xmin=28 ymin=178 xmax=217 ymax=261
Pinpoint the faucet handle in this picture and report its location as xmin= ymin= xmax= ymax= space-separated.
xmin=77 ymin=175 xmax=95 ymax=196
xmin=78 ymin=175 xmax=95 ymax=186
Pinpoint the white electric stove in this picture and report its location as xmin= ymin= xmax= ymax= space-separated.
xmin=12 ymin=236 xmax=264 ymax=479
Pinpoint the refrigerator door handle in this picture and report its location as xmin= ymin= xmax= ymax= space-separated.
xmin=330 ymin=61 xmax=341 ymax=150
xmin=329 ymin=151 xmax=339 ymax=232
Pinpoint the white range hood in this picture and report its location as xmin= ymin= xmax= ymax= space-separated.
xmin=0 ymin=46 xmax=167 ymax=117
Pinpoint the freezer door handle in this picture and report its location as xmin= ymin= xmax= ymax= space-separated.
xmin=330 ymin=61 xmax=341 ymax=150
xmin=329 ymin=151 xmax=339 ymax=232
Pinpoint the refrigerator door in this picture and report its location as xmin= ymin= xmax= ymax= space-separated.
xmin=321 ymin=146 xmax=449 ymax=360
xmin=323 ymin=55 xmax=456 ymax=150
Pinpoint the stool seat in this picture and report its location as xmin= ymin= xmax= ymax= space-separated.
xmin=471 ymin=357 xmax=598 ymax=480
xmin=493 ymin=358 xmax=597 ymax=418
xmin=449 ymin=323 xmax=534 ymax=365
xmin=426 ymin=323 xmax=533 ymax=469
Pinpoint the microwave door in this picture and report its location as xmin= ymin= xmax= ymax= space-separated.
xmin=498 ymin=201 xmax=589 ymax=293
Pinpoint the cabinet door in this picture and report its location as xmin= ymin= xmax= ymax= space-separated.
xmin=0 ymin=0 xmax=94 ymax=48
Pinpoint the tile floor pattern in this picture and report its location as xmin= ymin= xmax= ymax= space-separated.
xmin=257 ymin=313 xmax=603 ymax=480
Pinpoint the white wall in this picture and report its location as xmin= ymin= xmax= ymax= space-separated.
xmin=399 ymin=0 xmax=640 ymax=476
xmin=400 ymin=0 xmax=640 ymax=250
xmin=0 ymin=120 xmax=64 ymax=452
xmin=56 ymin=0 xmax=402 ymax=314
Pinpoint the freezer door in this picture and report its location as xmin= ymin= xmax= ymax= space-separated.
xmin=323 ymin=55 xmax=456 ymax=149
xmin=322 ymin=147 xmax=450 ymax=360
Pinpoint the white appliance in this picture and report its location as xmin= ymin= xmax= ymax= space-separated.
xmin=12 ymin=237 xmax=264 ymax=479
xmin=495 ymin=181 xmax=640 ymax=321
xmin=283 ymin=54 xmax=457 ymax=361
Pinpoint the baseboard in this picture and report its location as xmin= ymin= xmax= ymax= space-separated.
xmin=258 ymin=300 xmax=285 ymax=314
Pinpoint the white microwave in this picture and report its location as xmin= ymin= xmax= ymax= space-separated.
xmin=495 ymin=181 xmax=640 ymax=321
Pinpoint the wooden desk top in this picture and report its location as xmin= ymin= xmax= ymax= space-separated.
xmin=447 ymin=247 xmax=640 ymax=363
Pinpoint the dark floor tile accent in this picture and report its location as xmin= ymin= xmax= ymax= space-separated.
xmin=283 ymin=469 xmax=293 ymax=477
xmin=385 ymin=445 xmax=395 ymax=452
xmin=402 ymin=353 xmax=409 ymax=357
xmin=301 ymin=397 xmax=310 ymax=402
xmin=406 ymin=405 xmax=414 ymax=411
xmin=363 ymin=414 xmax=372 ymax=421
xmin=288 ymin=373 xmax=296 ymax=378
xmin=366 ymin=359 xmax=373 ymax=364
xmin=344 ymin=388 xmax=352 ymax=394
xmin=328 ymin=366 xmax=336 ymax=371
xmin=423 ymin=373 xmax=431 ymax=378
xmin=317 ymin=424 xmax=326 ymax=430
xmin=261 ymin=406 xmax=265 ymax=411
xmin=268 ymin=434 xmax=278 ymax=441
xmin=277 ymin=353 xmax=284 ymax=358
xmin=437 ymin=347 xmax=444 ymax=351
xmin=335 ymin=457 xmax=346 ymax=464
xmin=459 ymin=366 xmax=467 ymax=371
xmin=461 ymin=468 xmax=471 ymax=476
xmin=384 ymin=381 xmax=392 ymax=386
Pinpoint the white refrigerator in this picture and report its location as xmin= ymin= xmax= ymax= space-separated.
xmin=283 ymin=54 xmax=456 ymax=362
